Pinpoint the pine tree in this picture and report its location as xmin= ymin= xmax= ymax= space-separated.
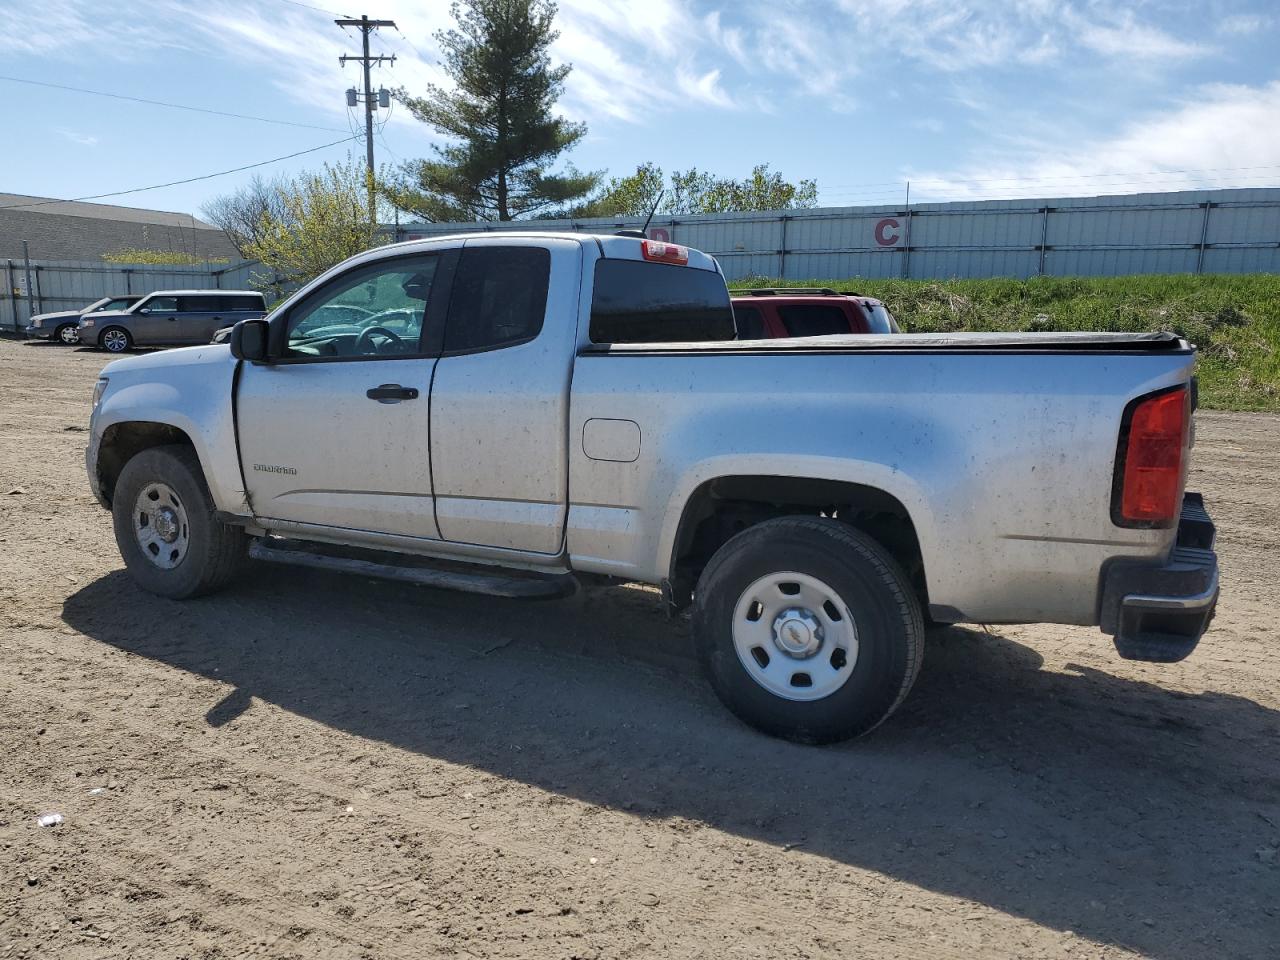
xmin=388 ymin=0 xmax=598 ymax=222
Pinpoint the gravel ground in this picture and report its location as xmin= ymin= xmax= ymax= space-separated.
xmin=1 ymin=337 xmax=1277 ymax=959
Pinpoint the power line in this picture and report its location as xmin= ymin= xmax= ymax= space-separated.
xmin=392 ymin=24 xmax=429 ymax=62
xmin=1 ymin=136 xmax=359 ymax=211
xmin=0 ymin=75 xmax=348 ymax=133
xmin=268 ymin=0 xmax=350 ymax=15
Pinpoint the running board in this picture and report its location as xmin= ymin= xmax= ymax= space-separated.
xmin=248 ymin=538 xmax=578 ymax=600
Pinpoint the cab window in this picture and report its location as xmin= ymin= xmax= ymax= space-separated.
xmin=590 ymin=260 xmax=734 ymax=343
xmin=443 ymin=247 xmax=549 ymax=353
xmin=283 ymin=256 xmax=439 ymax=359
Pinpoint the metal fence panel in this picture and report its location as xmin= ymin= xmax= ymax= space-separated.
xmin=2 ymin=257 xmax=283 ymax=331
xmin=393 ymin=187 xmax=1279 ymax=283
xmin=6 ymin=187 xmax=1277 ymax=332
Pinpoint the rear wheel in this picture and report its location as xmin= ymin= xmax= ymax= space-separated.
xmin=55 ymin=323 xmax=80 ymax=345
xmin=111 ymin=445 xmax=246 ymax=599
xmin=100 ymin=327 xmax=131 ymax=353
xmin=693 ymin=516 xmax=924 ymax=743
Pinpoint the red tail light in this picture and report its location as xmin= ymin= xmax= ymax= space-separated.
xmin=641 ymin=240 xmax=688 ymax=265
xmin=1113 ymin=386 xmax=1189 ymax=527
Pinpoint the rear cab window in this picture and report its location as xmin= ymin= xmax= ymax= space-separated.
xmin=590 ymin=260 xmax=734 ymax=344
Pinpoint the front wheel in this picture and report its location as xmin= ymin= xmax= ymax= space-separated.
xmin=55 ymin=323 xmax=80 ymax=345
xmin=693 ymin=517 xmax=924 ymax=744
xmin=99 ymin=327 xmax=132 ymax=353
xmin=111 ymin=445 xmax=246 ymax=599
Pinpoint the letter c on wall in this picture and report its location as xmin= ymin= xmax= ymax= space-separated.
xmin=874 ymin=218 xmax=900 ymax=246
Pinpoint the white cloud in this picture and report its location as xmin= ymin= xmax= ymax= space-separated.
xmin=832 ymin=0 xmax=1210 ymax=70
xmin=55 ymin=128 xmax=99 ymax=146
xmin=1 ymin=0 xmax=1244 ymax=140
xmin=1217 ymin=13 xmax=1274 ymax=36
xmin=1064 ymin=7 xmax=1212 ymax=60
xmin=905 ymin=79 xmax=1280 ymax=200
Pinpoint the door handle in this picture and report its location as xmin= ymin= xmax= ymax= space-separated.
xmin=366 ymin=383 xmax=419 ymax=403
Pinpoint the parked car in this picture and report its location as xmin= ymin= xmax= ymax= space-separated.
xmin=86 ymin=233 xmax=1218 ymax=744
xmin=79 ymin=290 xmax=266 ymax=353
xmin=731 ymin=287 xmax=901 ymax=338
xmin=24 ymin=295 xmax=143 ymax=345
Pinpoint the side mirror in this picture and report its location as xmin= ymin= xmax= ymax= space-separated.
xmin=230 ymin=318 xmax=271 ymax=363
xmin=138 ymin=307 xmax=152 ymax=315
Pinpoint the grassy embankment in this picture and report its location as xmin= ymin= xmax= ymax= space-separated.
xmin=734 ymin=274 xmax=1280 ymax=411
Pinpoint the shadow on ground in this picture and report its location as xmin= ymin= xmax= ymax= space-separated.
xmin=63 ymin=565 xmax=1280 ymax=959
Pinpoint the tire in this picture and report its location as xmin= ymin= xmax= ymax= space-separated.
xmin=99 ymin=327 xmax=132 ymax=353
xmin=111 ymin=445 xmax=246 ymax=599
xmin=693 ymin=516 xmax=924 ymax=744
xmin=55 ymin=323 xmax=80 ymax=345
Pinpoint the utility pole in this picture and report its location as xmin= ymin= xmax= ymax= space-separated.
xmin=336 ymin=15 xmax=396 ymax=229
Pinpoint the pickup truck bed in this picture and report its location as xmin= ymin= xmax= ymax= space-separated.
xmin=86 ymin=231 xmax=1218 ymax=744
xmin=586 ymin=330 xmax=1188 ymax=353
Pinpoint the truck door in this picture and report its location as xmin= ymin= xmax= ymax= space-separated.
xmin=235 ymin=250 xmax=453 ymax=540
xmin=428 ymin=237 xmax=580 ymax=554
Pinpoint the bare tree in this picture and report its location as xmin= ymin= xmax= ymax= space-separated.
xmin=201 ymin=175 xmax=288 ymax=258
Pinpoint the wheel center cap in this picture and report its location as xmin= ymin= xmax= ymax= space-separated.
xmin=154 ymin=508 xmax=179 ymax=543
xmin=773 ymin=607 xmax=823 ymax=658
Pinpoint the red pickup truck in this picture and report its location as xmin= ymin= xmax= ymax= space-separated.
xmin=730 ymin=288 xmax=901 ymax=339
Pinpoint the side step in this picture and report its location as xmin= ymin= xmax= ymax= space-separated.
xmin=248 ymin=537 xmax=578 ymax=600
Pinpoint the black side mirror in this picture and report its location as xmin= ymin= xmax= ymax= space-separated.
xmin=230 ymin=318 xmax=271 ymax=363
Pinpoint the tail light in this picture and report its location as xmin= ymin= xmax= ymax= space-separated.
xmin=1112 ymin=386 xmax=1189 ymax=527
xmin=641 ymin=240 xmax=688 ymax=265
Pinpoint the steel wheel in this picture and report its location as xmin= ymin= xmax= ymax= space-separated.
xmin=133 ymin=482 xmax=190 ymax=570
xmin=102 ymin=328 xmax=130 ymax=352
xmin=731 ymin=570 xmax=860 ymax=702
xmin=58 ymin=324 xmax=80 ymax=345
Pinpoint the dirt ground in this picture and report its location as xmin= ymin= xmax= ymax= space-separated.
xmin=1 ymin=335 xmax=1277 ymax=960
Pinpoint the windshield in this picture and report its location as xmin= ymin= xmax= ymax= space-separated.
xmin=96 ymin=297 xmax=136 ymax=312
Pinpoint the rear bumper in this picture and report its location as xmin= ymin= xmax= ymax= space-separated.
xmin=1099 ymin=493 xmax=1219 ymax=662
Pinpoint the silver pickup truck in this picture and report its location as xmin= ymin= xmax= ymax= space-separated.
xmin=86 ymin=232 xmax=1219 ymax=743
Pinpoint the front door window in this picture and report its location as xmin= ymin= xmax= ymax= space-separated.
xmin=285 ymin=258 xmax=439 ymax=359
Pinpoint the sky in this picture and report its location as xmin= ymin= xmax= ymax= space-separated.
xmin=1 ymin=0 xmax=1278 ymax=221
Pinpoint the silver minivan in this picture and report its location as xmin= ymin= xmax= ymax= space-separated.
xmin=79 ymin=289 xmax=267 ymax=353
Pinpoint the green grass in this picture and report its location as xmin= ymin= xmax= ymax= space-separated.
xmin=731 ymin=274 xmax=1280 ymax=411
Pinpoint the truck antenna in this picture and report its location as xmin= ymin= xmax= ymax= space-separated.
xmin=641 ymin=190 xmax=665 ymax=237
